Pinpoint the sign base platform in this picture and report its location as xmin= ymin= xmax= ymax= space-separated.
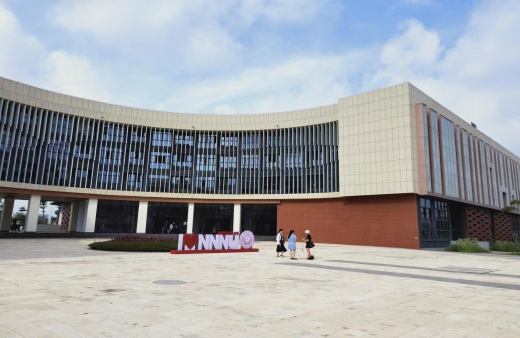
xmin=171 ymin=248 xmax=259 ymax=255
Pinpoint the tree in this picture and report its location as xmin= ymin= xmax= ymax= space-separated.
xmin=51 ymin=208 xmax=60 ymax=225
xmin=14 ymin=206 xmax=27 ymax=226
xmin=501 ymin=200 xmax=520 ymax=214
xmin=40 ymin=201 xmax=47 ymax=216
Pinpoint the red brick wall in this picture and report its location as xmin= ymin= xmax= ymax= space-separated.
xmin=493 ymin=212 xmax=512 ymax=241
xmin=277 ymin=194 xmax=420 ymax=249
xmin=465 ymin=207 xmax=491 ymax=241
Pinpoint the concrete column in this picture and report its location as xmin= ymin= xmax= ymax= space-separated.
xmin=69 ymin=201 xmax=79 ymax=232
xmin=136 ymin=201 xmax=148 ymax=233
xmin=26 ymin=195 xmax=41 ymax=232
xmin=57 ymin=205 xmax=63 ymax=226
xmin=187 ymin=203 xmax=195 ymax=234
xmin=1 ymin=198 xmax=15 ymax=231
xmin=84 ymin=199 xmax=98 ymax=233
xmin=75 ymin=201 xmax=87 ymax=232
xmin=76 ymin=199 xmax=98 ymax=232
xmin=233 ymin=203 xmax=241 ymax=233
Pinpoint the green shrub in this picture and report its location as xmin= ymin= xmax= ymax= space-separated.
xmin=444 ymin=244 xmax=460 ymax=252
xmin=111 ymin=235 xmax=177 ymax=243
xmin=444 ymin=238 xmax=488 ymax=253
xmin=89 ymin=240 xmax=178 ymax=252
xmin=491 ymin=240 xmax=520 ymax=254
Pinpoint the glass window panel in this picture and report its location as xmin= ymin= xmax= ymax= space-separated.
xmin=419 ymin=198 xmax=451 ymax=241
xmin=146 ymin=202 xmax=188 ymax=234
xmin=94 ymin=200 xmax=138 ymax=233
xmin=430 ymin=110 xmax=442 ymax=193
xmin=193 ymin=204 xmax=233 ymax=234
xmin=440 ymin=117 xmax=459 ymax=197
xmin=422 ymin=105 xmax=432 ymax=192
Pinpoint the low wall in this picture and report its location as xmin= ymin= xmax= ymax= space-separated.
xmin=36 ymin=224 xmax=62 ymax=233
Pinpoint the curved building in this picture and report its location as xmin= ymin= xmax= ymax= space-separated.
xmin=1 ymin=76 xmax=519 ymax=248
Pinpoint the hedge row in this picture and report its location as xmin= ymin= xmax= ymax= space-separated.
xmin=444 ymin=238 xmax=488 ymax=253
xmin=112 ymin=235 xmax=178 ymax=243
xmin=89 ymin=241 xmax=178 ymax=252
xmin=490 ymin=240 xmax=520 ymax=255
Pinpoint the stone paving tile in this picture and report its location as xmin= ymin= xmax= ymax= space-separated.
xmin=75 ymin=323 xmax=112 ymax=336
xmin=0 ymin=326 xmax=24 ymax=338
xmin=3 ymin=322 xmax=43 ymax=336
xmin=2 ymin=239 xmax=520 ymax=337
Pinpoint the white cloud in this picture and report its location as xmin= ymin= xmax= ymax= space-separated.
xmin=0 ymin=3 xmax=110 ymax=102
xmin=51 ymin=0 xmax=325 ymax=37
xmin=162 ymin=50 xmax=375 ymax=114
xmin=0 ymin=4 xmax=47 ymax=82
xmin=49 ymin=0 xmax=328 ymax=74
xmin=436 ymin=0 xmax=520 ymax=155
xmin=366 ymin=19 xmax=443 ymax=87
xmin=363 ymin=0 xmax=520 ymax=156
xmin=50 ymin=0 xmax=245 ymax=73
xmin=43 ymin=51 xmax=111 ymax=101
xmin=237 ymin=0 xmax=326 ymax=24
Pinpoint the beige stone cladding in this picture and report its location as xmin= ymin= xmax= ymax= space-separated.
xmin=338 ymin=83 xmax=416 ymax=197
xmin=0 ymin=77 xmax=337 ymax=131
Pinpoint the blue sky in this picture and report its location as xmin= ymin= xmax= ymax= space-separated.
xmin=0 ymin=0 xmax=519 ymax=159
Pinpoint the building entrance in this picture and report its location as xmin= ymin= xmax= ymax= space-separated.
xmin=95 ymin=200 xmax=139 ymax=233
xmin=146 ymin=202 xmax=188 ymax=234
xmin=241 ymin=204 xmax=277 ymax=236
xmin=450 ymin=202 xmax=465 ymax=241
xmin=193 ymin=204 xmax=233 ymax=234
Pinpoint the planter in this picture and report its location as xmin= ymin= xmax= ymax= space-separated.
xmin=450 ymin=240 xmax=490 ymax=251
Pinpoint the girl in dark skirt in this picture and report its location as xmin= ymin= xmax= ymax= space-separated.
xmin=276 ymin=229 xmax=287 ymax=257
xmin=302 ymin=230 xmax=315 ymax=260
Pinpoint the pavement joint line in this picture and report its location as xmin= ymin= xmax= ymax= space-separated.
xmin=325 ymin=260 xmax=520 ymax=279
xmin=278 ymin=262 xmax=520 ymax=291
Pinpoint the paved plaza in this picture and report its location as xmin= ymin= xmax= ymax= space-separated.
xmin=1 ymin=239 xmax=520 ymax=337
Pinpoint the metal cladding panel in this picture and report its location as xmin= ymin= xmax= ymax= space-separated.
xmin=0 ymin=100 xmax=339 ymax=195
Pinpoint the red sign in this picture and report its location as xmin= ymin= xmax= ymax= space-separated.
xmin=171 ymin=231 xmax=258 ymax=254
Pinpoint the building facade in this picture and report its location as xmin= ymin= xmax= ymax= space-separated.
xmin=0 ymin=76 xmax=519 ymax=248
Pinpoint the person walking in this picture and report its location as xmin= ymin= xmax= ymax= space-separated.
xmin=10 ymin=218 xmax=18 ymax=233
xmin=287 ymin=230 xmax=298 ymax=260
xmin=276 ymin=229 xmax=287 ymax=257
xmin=302 ymin=230 xmax=315 ymax=260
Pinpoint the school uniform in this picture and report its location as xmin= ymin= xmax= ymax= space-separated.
xmin=276 ymin=233 xmax=287 ymax=253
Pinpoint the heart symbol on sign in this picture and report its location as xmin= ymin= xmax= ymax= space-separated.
xmin=183 ymin=234 xmax=198 ymax=250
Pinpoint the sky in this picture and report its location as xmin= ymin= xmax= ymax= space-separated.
xmin=1 ymin=0 xmax=520 ymax=211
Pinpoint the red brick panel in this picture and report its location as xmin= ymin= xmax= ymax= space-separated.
xmin=465 ymin=207 xmax=490 ymax=241
xmin=277 ymin=194 xmax=420 ymax=249
xmin=493 ymin=212 xmax=512 ymax=241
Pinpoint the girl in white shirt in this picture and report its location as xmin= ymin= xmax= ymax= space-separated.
xmin=276 ymin=229 xmax=287 ymax=257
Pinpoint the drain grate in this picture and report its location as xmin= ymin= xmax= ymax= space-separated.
xmin=153 ymin=280 xmax=186 ymax=285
